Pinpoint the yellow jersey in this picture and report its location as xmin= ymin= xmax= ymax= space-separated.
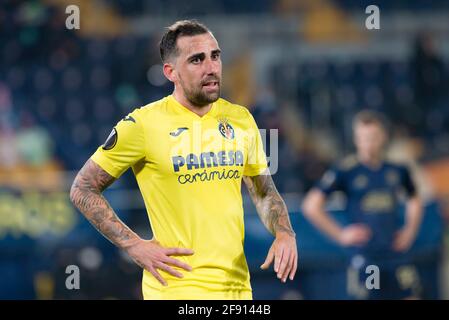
xmin=91 ymin=95 xmax=267 ymax=300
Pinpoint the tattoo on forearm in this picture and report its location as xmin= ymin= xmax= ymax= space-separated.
xmin=244 ymin=174 xmax=295 ymax=237
xmin=70 ymin=159 xmax=136 ymax=247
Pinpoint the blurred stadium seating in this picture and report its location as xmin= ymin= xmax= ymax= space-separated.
xmin=1 ymin=0 xmax=448 ymax=299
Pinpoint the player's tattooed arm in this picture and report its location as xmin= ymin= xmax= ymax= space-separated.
xmin=243 ymin=171 xmax=295 ymax=238
xmin=70 ymin=159 xmax=194 ymax=284
xmin=244 ymin=171 xmax=298 ymax=281
xmin=70 ymin=159 xmax=140 ymax=249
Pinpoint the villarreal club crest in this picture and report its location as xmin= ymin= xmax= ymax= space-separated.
xmin=218 ymin=118 xmax=235 ymax=140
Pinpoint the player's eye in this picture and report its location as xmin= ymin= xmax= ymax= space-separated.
xmin=191 ymin=57 xmax=201 ymax=64
xmin=211 ymin=52 xmax=220 ymax=60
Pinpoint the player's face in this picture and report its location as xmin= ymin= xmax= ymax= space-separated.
xmin=173 ymin=33 xmax=222 ymax=107
xmin=354 ymin=123 xmax=386 ymax=159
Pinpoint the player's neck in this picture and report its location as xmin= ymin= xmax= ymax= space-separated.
xmin=172 ymin=91 xmax=212 ymax=117
xmin=357 ymin=153 xmax=383 ymax=169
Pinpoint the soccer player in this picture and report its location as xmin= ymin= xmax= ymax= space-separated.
xmin=302 ymin=110 xmax=423 ymax=299
xmin=70 ymin=20 xmax=297 ymax=300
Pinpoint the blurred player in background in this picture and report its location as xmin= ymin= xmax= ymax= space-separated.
xmin=302 ymin=110 xmax=423 ymax=299
xmin=70 ymin=20 xmax=297 ymax=300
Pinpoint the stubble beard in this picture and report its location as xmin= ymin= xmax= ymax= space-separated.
xmin=180 ymin=77 xmax=220 ymax=108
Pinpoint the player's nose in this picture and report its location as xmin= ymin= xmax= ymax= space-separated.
xmin=204 ymin=57 xmax=220 ymax=76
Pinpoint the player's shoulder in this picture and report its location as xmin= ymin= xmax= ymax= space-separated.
xmin=123 ymin=96 xmax=171 ymax=124
xmin=383 ymin=159 xmax=411 ymax=173
xmin=216 ymin=97 xmax=253 ymax=119
xmin=335 ymin=154 xmax=360 ymax=172
xmin=132 ymin=96 xmax=169 ymax=116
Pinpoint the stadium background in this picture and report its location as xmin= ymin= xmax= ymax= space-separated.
xmin=1 ymin=0 xmax=449 ymax=299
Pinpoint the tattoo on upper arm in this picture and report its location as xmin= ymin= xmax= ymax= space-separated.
xmin=70 ymin=159 xmax=135 ymax=246
xmin=244 ymin=174 xmax=295 ymax=237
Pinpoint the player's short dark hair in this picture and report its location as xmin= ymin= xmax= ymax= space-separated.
xmin=159 ymin=20 xmax=210 ymax=63
xmin=353 ymin=110 xmax=389 ymax=132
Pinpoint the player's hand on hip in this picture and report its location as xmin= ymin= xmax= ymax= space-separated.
xmin=392 ymin=226 xmax=417 ymax=252
xmin=260 ymin=232 xmax=298 ymax=283
xmin=338 ymin=224 xmax=372 ymax=247
xmin=125 ymin=238 xmax=194 ymax=286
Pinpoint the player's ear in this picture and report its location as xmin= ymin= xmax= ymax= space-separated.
xmin=163 ymin=62 xmax=177 ymax=83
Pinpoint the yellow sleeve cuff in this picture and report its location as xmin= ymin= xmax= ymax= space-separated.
xmin=90 ymin=149 xmax=124 ymax=179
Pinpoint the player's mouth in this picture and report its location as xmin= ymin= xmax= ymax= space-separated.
xmin=202 ymin=81 xmax=219 ymax=89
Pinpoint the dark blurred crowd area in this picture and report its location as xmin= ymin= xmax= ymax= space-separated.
xmin=1 ymin=0 xmax=449 ymax=300
xmin=2 ymin=0 xmax=449 ymax=193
